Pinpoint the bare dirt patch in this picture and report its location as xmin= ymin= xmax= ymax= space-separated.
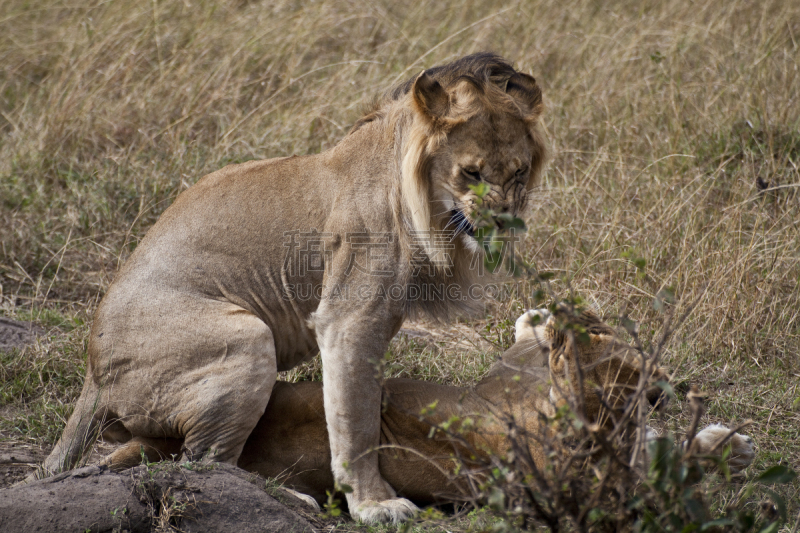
xmin=0 ymin=441 xmax=45 ymax=488
xmin=0 ymin=318 xmax=48 ymax=487
xmin=0 ymin=317 xmax=43 ymax=353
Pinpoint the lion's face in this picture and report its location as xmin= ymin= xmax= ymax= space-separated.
xmin=402 ymin=68 xmax=547 ymax=257
xmin=429 ymin=112 xmax=536 ymax=245
xmin=544 ymin=309 xmax=668 ymax=424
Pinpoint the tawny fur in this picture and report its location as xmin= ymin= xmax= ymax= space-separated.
xmin=100 ymin=309 xmax=755 ymax=506
xmin=35 ymin=53 xmax=547 ymax=524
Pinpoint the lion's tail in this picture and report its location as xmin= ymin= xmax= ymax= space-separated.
xmin=35 ymin=377 xmax=106 ymax=480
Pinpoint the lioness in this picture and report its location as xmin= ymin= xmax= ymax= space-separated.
xmin=37 ymin=53 xmax=548 ymax=523
xmin=101 ymin=308 xmax=755 ymax=506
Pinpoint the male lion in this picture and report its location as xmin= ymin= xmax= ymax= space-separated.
xmin=36 ymin=53 xmax=547 ymax=523
xmin=101 ymin=308 xmax=755 ymax=506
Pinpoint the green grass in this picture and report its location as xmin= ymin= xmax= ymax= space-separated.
xmin=0 ymin=308 xmax=88 ymax=443
xmin=1 ymin=0 xmax=799 ymax=529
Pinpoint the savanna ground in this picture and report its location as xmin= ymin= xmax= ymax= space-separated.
xmin=1 ymin=0 xmax=798 ymax=530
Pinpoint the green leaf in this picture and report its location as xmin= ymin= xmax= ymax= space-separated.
xmin=655 ymin=380 xmax=675 ymax=400
xmin=626 ymin=495 xmax=642 ymax=511
xmin=700 ymin=518 xmax=734 ymax=531
xmin=621 ymin=316 xmax=638 ymax=336
xmin=756 ymin=465 xmax=798 ymax=484
xmin=495 ymin=212 xmax=526 ymax=230
xmin=718 ymin=448 xmax=732 ymax=480
xmin=758 ymin=522 xmax=780 ymax=533
xmin=468 ymin=182 xmax=490 ymax=197
xmin=587 ymin=508 xmax=607 ymax=523
xmin=654 ymin=287 xmax=675 ymax=312
xmin=487 ymin=487 xmax=505 ymax=512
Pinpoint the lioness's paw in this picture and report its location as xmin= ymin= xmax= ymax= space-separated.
xmin=352 ymin=497 xmax=419 ymax=524
xmin=515 ymin=308 xmax=551 ymax=342
xmin=727 ymin=433 xmax=755 ymax=473
xmin=693 ymin=424 xmax=756 ymax=473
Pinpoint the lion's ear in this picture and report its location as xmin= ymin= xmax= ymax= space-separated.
xmin=505 ymin=72 xmax=543 ymax=120
xmin=412 ymin=71 xmax=450 ymax=123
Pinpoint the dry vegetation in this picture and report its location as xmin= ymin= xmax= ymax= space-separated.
xmin=1 ymin=0 xmax=798 ymax=529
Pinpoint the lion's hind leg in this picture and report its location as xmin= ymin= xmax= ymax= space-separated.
xmin=96 ymin=297 xmax=280 ymax=470
xmin=173 ymin=308 xmax=279 ymax=466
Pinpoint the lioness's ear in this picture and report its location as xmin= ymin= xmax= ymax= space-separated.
xmin=546 ymin=316 xmax=567 ymax=374
xmin=412 ymin=71 xmax=450 ymax=123
xmin=505 ymin=72 xmax=543 ymax=120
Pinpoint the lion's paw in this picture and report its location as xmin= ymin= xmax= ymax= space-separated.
xmin=693 ymin=424 xmax=755 ymax=473
xmin=352 ymin=497 xmax=419 ymax=524
xmin=515 ymin=308 xmax=551 ymax=342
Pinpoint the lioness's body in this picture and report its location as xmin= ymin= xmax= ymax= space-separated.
xmin=102 ymin=326 xmax=554 ymax=504
xmin=40 ymin=53 xmax=548 ymax=523
xmin=107 ymin=309 xmax=754 ymax=506
xmin=240 ymin=338 xmax=551 ymax=504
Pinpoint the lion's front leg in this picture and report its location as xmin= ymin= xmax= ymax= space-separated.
xmin=312 ymin=307 xmax=418 ymax=524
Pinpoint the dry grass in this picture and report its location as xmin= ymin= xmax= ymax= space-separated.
xmin=1 ymin=0 xmax=799 ymax=528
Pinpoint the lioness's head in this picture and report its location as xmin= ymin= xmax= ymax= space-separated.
xmin=542 ymin=306 xmax=668 ymax=425
xmin=364 ymin=53 xmax=548 ymax=262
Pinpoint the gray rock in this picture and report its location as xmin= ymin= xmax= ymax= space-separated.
xmin=0 ymin=465 xmax=150 ymax=532
xmin=0 ymin=463 xmax=314 ymax=533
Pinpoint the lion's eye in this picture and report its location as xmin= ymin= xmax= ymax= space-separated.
xmin=515 ymin=166 xmax=529 ymax=178
xmin=461 ymin=168 xmax=482 ymax=181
